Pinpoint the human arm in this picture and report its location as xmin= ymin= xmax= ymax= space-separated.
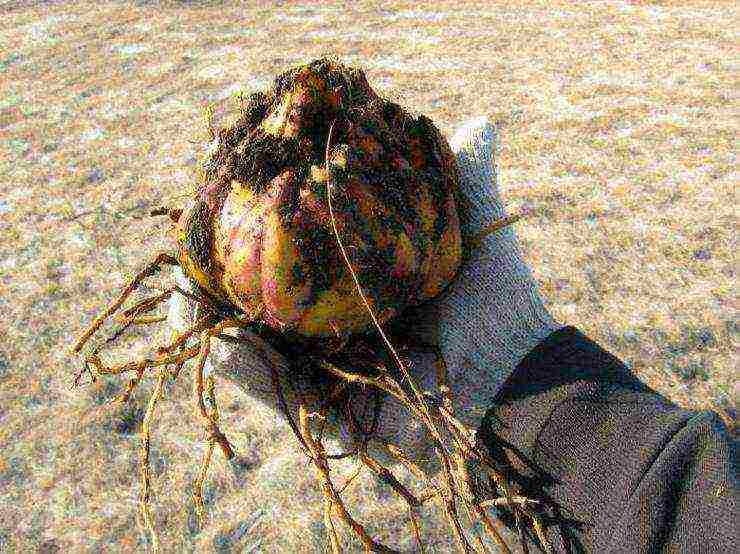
xmin=477 ymin=325 xmax=738 ymax=552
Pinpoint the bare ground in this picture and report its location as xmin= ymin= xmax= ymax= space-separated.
xmin=0 ymin=0 xmax=737 ymax=552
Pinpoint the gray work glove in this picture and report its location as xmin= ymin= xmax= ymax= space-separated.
xmin=166 ymin=116 xmax=564 ymax=472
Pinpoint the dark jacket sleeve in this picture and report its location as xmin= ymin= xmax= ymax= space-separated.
xmin=477 ymin=325 xmax=738 ymax=553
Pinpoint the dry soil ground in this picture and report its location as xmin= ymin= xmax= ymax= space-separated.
xmin=0 ymin=0 xmax=737 ymax=552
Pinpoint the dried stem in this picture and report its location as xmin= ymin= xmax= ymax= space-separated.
xmin=139 ymin=367 xmax=167 ymax=554
xmin=324 ymin=119 xmax=453 ymax=463
xmin=297 ymin=404 xmax=399 ymax=553
xmin=193 ymin=374 xmax=219 ymax=527
xmin=324 ymin=118 xmax=517 ymax=552
xmin=71 ymin=252 xmax=179 ymax=354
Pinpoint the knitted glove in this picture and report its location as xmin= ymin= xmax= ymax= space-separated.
xmin=166 ymin=116 xmax=564 ymax=472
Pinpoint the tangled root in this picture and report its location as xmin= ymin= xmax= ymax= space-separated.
xmin=69 ymin=249 xmax=250 ymax=552
xmin=69 ymin=242 xmax=552 ymax=553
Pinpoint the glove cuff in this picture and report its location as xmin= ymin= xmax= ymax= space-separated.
xmin=435 ymin=117 xmax=565 ymax=433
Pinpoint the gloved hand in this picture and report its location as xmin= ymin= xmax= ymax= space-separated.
xmin=166 ymin=116 xmax=564 ymax=473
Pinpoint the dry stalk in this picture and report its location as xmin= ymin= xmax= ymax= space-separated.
xmin=139 ymin=367 xmax=167 ymax=553
xmin=297 ymin=404 xmax=399 ymax=554
xmin=70 ymin=252 xmax=179 ymax=356
xmin=193 ymin=374 xmax=220 ymax=527
xmin=323 ymin=119 xmax=455 ymax=464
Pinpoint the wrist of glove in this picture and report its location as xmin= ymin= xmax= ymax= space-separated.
xmin=165 ymin=115 xmax=564 ymax=474
xmin=405 ymin=116 xmax=563 ymax=431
